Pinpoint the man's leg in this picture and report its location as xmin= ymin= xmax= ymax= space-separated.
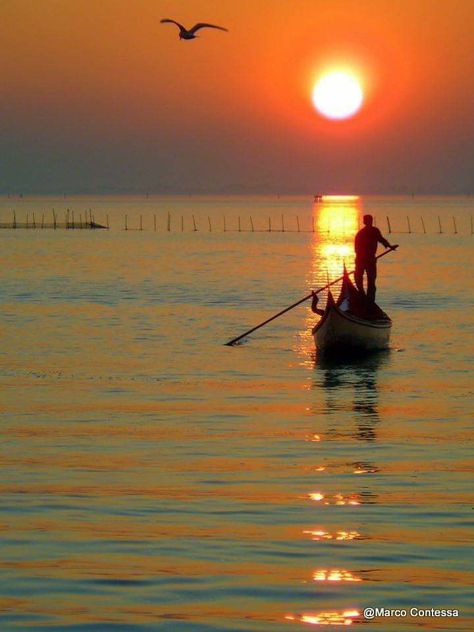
xmin=366 ymin=261 xmax=377 ymax=303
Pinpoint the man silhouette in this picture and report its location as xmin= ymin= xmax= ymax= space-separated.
xmin=354 ymin=215 xmax=398 ymax=304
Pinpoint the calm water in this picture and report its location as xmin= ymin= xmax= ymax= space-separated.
xmin=0 ymin=196 xmax=472 ymax=631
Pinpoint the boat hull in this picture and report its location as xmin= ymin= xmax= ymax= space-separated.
xmin=313 ymin=303 xmax=391 ymax=354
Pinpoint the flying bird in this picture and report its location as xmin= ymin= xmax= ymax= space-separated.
xmin=160 ymin=19 xmax=228 ymax=40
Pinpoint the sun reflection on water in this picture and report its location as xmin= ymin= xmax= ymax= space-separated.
xmin=297 ymin=196 xmax=362 ymax=362
xmin=290 ymin=198 xmax=379 ymax=629
xmin=313 ymin=568 xmax=362 ymax=582
xmin=312 ymin=196 xmax=361 ymax=285
xmin=285 ymin=610 xmax=360 ymax=626
xmin=303 ymin=529 xmax=361 ymax=541
xmin=308 ymin=492 xmax=361 ymax=505
xmin=313 ymin=569 xmax=362 ymax=582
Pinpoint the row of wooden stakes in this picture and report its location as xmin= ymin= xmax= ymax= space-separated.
xmin=0 ymin=210 xmax=106 ymax=229
xmin=1 ymin=210 xmax=473 ymax=234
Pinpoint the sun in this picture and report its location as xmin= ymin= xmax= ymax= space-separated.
xmin=312 ymin=71 xmax=364 ymax=120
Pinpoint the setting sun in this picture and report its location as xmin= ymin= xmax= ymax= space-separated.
xmin=312 ymin=71 xmax=364 ymax=120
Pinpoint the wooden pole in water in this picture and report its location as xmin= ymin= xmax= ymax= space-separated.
xmin=167 ymin=212 xmax=171 ymax=232
xmin=438 ymin=216 xmax=442 ymax=233
xmin=208 ymin=216 xmax=212 ymax=232
xmin=268 ymin=217 xmax=271 ymax=232
xmin=386 ymin=216 xmax=392 ymax=233
xmin=223 ymin=216 xmax=226 ymax=232
xmin=153 ymin=214 xmax=157 ymax=232
xmin=71 ymin=210 xmax=75 ymax=228
xmin=13 ymin=210 xmax=16 ymax=229
xmin=106 ymin=214 xmax=109 ymax=229
xmin=312 ymin=216 xmax=315 ymax=233
xmin=192 ymin=214 xmax=197 ymax=231
xmin=452 ymin=216 xmax=457 ymax=234
xmin=41 ymin=213 xmax=44 ymax=229
xmin=125 ymin=214 xmax=128 ymax=231
xmin=238 ymin=216 xmax=241 ymax=232
xmin=140 ymin=215 xmax=143 ymax=231
xmin=407 ymin=216 xmax=411 ymax=233
xmin=26 ymin=213 xmax=29 ymax=228
xmin=250 ymin=216 xmax=254 ymax=232
xmin=296 ymin=216 xmax=300 ymax=232
xmin=281 ymin=214 xmax=285 ymax=232
xmin=420 ymin=216 xmax=426 ymax=233
xmin=53 ymin=209 xmax=57 ymax=230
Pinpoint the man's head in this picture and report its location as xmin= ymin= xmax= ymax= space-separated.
xmin=363 ymin=214 xmax=373 ymax=226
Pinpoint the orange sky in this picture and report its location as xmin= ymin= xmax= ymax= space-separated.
xmin=1 ymin=0 xmax=473 ymax=193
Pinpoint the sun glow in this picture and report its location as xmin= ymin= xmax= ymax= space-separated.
xmin=312 ymin=71 xmax=364 ymax=120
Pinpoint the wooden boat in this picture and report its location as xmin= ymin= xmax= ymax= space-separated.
xmin=312 ymin=269 xmax=392 ymax=354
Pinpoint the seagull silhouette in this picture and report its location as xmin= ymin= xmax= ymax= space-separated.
xmin=160 ymin=19 xmax=228 ymax=40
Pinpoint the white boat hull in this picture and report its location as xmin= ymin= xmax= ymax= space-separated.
xmin=313 ymin=302 xmax=391 ymax=354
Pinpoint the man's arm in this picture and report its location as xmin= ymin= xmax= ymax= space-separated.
xmin=376 ymin=228 xmax=398 ymax=250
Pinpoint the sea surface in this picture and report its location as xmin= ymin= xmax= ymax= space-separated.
xmin=0 ymin=195 xmax=472 ymax=631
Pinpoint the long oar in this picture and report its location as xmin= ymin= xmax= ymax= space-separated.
xmin=225 ymin=247 xmax=396 ymax=346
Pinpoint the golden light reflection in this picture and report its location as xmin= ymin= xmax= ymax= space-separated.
xmin=321 ymin=243 xmax=353 ymax=258
xmin=311 ymin=196 xmax=360 ymax=281
xmin=308 ymin=492 xmax=361 ymax=505
xmin=303 ymin=529 xmax=361 ymax=541
xmin=302 ymin=196 xmax=362 ymax=349
xmin=322 ymin=196 xmax=360 ymax=201
xmin=317 ymin=207 xmax=359 ymax=239
xmin=313 ymin=569 xmax=362 ymax=582
xmin=333 ymin=497 xmax=360 ymax=506
xmin=285 ymin=610 xmax=360 ymax=625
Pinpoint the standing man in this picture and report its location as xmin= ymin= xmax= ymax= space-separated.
xmin=354 ymin=215 xmax=398 ymax=303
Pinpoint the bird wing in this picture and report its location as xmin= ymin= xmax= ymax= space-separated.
xmin=160 ymin=19 xmax=186 ymax=31
xmin=189 ymin=23 xmax=228 ymax=34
